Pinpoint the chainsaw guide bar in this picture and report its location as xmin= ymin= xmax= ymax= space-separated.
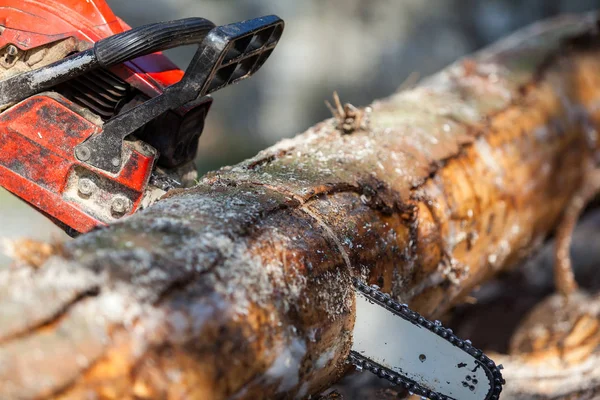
xmin=349 ymin=279 xmax=505 ymax=400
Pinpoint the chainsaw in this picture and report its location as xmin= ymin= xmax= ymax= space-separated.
xmin=0 ymin=1 xmax=503 ymax=399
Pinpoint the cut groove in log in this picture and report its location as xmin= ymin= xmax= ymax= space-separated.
xmin=1 ymin=12 xmax=600 ymax=400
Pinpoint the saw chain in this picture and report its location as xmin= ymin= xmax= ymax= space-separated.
xmin=349 ymin=279 xmax=505 ymax=400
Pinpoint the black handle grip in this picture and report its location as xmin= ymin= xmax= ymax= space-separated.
xmin=77 ymin=15 xmax=284 ymax=173
xmin=94 ymin=17 xmax=216 ymax=67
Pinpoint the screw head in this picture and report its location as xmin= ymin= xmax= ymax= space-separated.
xmin=111 ymin=195 xmax=131 ymax=216
xmin=6 ymin=45 xmax=17 ymax=56
xmin=75 ymin=146 xmax=91 ymax=161
xmin=111 ymin=157 xmax=121 ymax=167
xmin=77 ymin=178 xmax=96 ymax=197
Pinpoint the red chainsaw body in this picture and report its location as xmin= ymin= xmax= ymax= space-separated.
xmin=0 ymin=1 xmax=283 ymax=234
xmin=0 ymin=0 xmax=184 ymax=233
xmin=0 ymin=94 xmax=156 ymax=232
xmin=0 ymin=0 xmax=183 ymax=94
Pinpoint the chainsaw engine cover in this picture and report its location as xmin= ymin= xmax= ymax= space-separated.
xmin=0 ymin=93 xmax=156 ymax=232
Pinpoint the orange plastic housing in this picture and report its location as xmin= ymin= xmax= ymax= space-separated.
xmin=0 ymin=0 xmax=185 ymax=233
xmin=0 ymin=0 xmax=184 ymax=95
xmin=0 ymin=95 xmax=156 ymax=233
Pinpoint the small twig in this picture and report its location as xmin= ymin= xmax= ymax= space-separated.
xmin=325 ymin=91 xmax=371 ymax=134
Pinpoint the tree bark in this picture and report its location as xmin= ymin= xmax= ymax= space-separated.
xmin=2 ymin=13 xmax=600 ymax=400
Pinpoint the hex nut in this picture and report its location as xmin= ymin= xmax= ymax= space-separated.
xmin=6 ymin=45 xmax=18 ymax=56
xmin=77 ymin=178 xmax=96 ymax=197
xmin=111 ymin=195 xmax=131 ymax=216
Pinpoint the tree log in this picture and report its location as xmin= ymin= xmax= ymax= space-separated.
xmin=2 ymin=13 xmax=600 ymax=400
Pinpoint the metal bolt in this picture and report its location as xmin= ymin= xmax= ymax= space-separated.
xmin=6 ymin=45 xmax=17 ymax=56
xmin=75 ymin=146 xmax=91 ymax=161
xmin=77 ymin=178 xmax=96 ymax=197
xmin=111 ymin=157 xmax=121 ymax=167
xmin=111 ymin=195 xmax=131 ymax=216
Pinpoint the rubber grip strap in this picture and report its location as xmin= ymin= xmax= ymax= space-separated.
xmin=94 ymin=17 xmax=215 ymax=67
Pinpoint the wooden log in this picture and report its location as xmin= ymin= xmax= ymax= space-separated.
xmin=2 ymin=13 xmax=600 ymax=400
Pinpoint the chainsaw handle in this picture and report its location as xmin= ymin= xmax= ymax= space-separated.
xmin=94 ymin=18 xmax=216 ymax=67
xmin=78 ymin=15 xmax=285 ymax=173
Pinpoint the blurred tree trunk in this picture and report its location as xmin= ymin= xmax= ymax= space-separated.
xmin=2 ymin=13 xmax=600 ymax=400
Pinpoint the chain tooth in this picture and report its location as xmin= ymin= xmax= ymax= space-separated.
xmin=351 ymin=279 xmax=504 ymax=400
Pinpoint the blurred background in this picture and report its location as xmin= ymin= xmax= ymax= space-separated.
xmin=1 ymin=0 xmax=599 ymax=266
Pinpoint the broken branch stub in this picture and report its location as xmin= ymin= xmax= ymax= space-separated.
xmin=2 ymin=13 xmax=600 ymax=400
